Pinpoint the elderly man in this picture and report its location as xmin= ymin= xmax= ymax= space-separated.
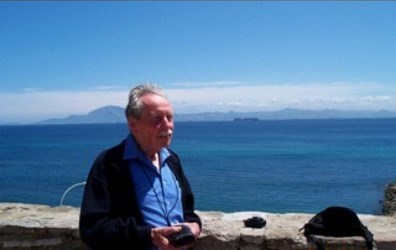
xmin=79 ymin=84 xmax=201 ymax=250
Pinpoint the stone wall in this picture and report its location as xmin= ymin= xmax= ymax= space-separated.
xmin=383 ymin=182 xmax=396 ymax=216
xmin=1 ymin=203 xmax=396 ymax=249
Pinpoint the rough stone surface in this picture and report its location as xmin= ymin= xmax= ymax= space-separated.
xmin=383 ymin=182 xmax=396 ymax=216
xmin=1 ymin=203 xmax=396 ymax=249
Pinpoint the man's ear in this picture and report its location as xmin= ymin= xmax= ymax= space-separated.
xmin=127 ymin=117 xmax=138 ymax=133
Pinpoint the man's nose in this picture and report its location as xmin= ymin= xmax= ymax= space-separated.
xmin=162 ymin=116 xmax=173 ymax=127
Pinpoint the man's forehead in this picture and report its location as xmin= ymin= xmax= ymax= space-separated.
xmin=142 ymin=93 xmax=167 ymax=104
xmin=141 ymin=94 xmax=173 ymax=112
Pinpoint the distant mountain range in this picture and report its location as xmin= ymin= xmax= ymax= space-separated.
xmin=37 ymin=105 xmax=125 ymax=124
xmin=36 ymin=105 xmax=396 ymax=124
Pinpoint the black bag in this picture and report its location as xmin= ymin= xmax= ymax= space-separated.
xmin=243 ymin=216 xmax=266 ymax=229
xmin=301 ymin=206 xmax=374 ymax=250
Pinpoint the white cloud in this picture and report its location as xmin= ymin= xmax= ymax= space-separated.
xmin=1 ymin=82 xmax=395 ymax=123
xmin=0 ymin=90 xmax=128 ymax=123
xmin=165 ymin=82 xmax=396 ymax=113
xmin=169 ymin=81 xmax=244 ymax=88
xmin=360 ymin=95 xmax=391 ymax=103
xmin=93 ymin=86 xmax=126 ymax=91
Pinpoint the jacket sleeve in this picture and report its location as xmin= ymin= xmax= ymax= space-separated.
xmin=79 ymin=149 xmax=153 ymax=250
xmin=168 ymin=152 xmax=202 ymax=230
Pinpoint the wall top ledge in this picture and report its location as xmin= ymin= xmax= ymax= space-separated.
xmin=1 ymin=203 xmax=395 ymax=246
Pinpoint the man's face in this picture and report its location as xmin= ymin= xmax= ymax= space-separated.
xmin=128 ymin=93 xmax=174 ymax=157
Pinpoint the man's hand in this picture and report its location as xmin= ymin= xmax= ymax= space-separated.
xmin=151 ymin=226 xmax=181 ymax=250
xmin=151 ymin=223 xmax=200 ymax=249
xmin=182 ymin=222 xmax=201 ymax=240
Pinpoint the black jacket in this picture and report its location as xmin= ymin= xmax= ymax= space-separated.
xmin=79 ymin=140 xmax=201 ymax=249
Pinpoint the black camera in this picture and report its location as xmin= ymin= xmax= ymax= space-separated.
xmin=168 ymin=225 xmax=195 ymax=247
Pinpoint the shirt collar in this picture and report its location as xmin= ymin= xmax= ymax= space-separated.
xmin=124 ymin=134 xmax=171 ymax=164
xmin=159 ymin=146 xmax=171 ymax=165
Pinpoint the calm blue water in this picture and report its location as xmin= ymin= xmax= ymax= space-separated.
xmin=1 ymin=119 xmax=395 ymax=214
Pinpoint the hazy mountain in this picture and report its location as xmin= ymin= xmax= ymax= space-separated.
xmin=36 ymin=105 xmax=396 ymax=124
xmin=37 ymin=105 xmax=125 ymax=124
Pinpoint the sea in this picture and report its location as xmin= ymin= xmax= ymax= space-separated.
xmin=1 ymin=119 xmax=395 ymax=215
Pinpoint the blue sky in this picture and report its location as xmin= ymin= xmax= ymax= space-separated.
xmin=1 ymin=1 xmax=396 ymax=123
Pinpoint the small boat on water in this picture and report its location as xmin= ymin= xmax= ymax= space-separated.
xmin=233 ymin=117 xmax=259 ymax=122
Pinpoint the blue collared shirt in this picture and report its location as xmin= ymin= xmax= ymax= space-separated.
xmin=124 ymin=134 xmax=184 ymax=227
